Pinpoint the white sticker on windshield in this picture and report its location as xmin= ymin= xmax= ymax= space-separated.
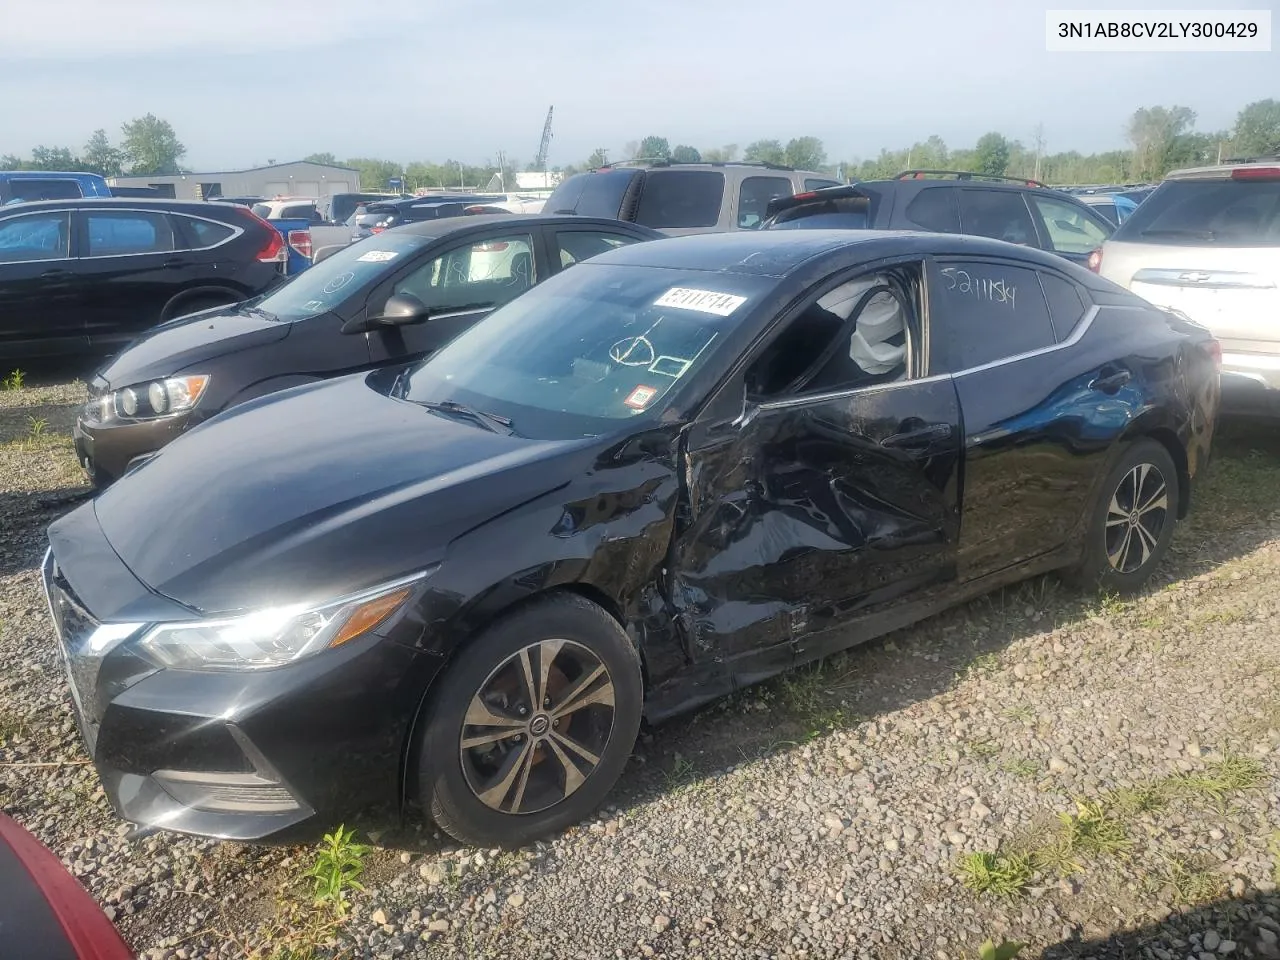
xmin=653 ymin=287 xmax=747 ymax=317
xmin=356 ymin=250 xmax=398 ymax=263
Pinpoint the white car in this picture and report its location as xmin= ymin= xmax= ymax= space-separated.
xmin=1094 ymin=160 xmax=1280 ymax=414
xmin=462 ymin=196 xmax=546 ymax=215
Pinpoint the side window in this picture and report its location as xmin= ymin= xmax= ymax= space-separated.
xmin=6 ymin=179 xmax=83 ymax=203
xmin=933 ymin=260 xmax=1055 ymax=371
xmin=746 ymin=263 xmax=920 ymax=398
xmin=804 ymin=178 xmax=842 ymax=191
xmin=1039 ymin=272 xmax=1089 ymax=339
xmin=555 ymin=230 xmax=642 ymax=268
xmin=1030 ymin=196 xmax=1112 ymax=254
xmin=0 ymin=212 xmax=71 ymax=262
xmin=279 ymin=204 xmax=316 ymax=220
xmin=956 ymin=190 xmax=1038 ymax=246
xmin=903 ymin=188 xmax=960 ymax=232
xmin=635 ymin=171 xmax=725 ymax=229
xmin=85 ymin=211 xmax=175 ymax=256
xmin=181 ymin=217 xmax=235 ymax=249
xmin=737 ymin=176 xmax=793 ymax=228
xmin=392 ymin=234 xmax=536 ymax=313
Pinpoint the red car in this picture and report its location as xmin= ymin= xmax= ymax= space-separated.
xmin=0 ymin=813 xmax=132 ymax=959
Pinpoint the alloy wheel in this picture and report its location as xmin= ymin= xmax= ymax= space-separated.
xmin=1104 ymin=461 xmax=1169 ymax=574
xmin=459 ymin=639 xmax=616 ymax=815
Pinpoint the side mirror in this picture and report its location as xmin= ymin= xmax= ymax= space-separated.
xmin=340 ymin=293 xmax=430 ymax=335
xmin=374 ymin=293 xmax=430 ymax=326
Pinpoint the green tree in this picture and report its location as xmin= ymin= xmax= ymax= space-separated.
xmin=1233 ymin=98 xmax=1280 ymax=157
xmin=637 ymin=136 xmax=670 ymax=159
xmin=973 ymin=132 xmax=1011 ymax=176
xmin=304 ymin=151 xmax=338 ymax=165
xmin=345 ymin=157 xmax=403 ymax=191
xmin=81 ymin=129 xmax=124 ymax=177
xmin=702 ymin=143 xmax=739 ymax=162
xmin=784 ymin=136 xmax=826 ymax=170
xmin=909 ymin=135 xmax=948 ymax=169
xmin=671 ymin=144 xmax=701 ymax=163
xmin=30 ymin=146 xmax=78 ymax=171
xmin=121 ymin=114 xmax=185 ymax=175
xmin=586 ymin=147 xmax=609 ymax=168
xmin=1126 ymin=105 xmax=1196 ymax=180
xmin=743 ymin=139 xmax=785 ymax=165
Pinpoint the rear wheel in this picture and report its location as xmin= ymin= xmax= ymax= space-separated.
xmin=1070 ymin=439 xmax=1179 ymax=594
xmin=416 ymin=593 xmax=642 ymax=848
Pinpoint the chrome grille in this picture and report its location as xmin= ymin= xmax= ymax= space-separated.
xmin=42 ymin=550 xmax=103 ymax=756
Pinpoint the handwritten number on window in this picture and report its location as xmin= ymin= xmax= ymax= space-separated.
xmin=941 ymin=267 xmax=1016 ymax=309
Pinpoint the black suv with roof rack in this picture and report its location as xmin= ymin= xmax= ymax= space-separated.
xmin=544 ymin=160 xmax=841 ymax=235
xmin=760 ymin=170 xmax=1116 ymax=267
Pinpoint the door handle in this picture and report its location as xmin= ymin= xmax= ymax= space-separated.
xmin=882 ymin=423 xmax=953 ymax=448
xmin=1090 ymin=368 xmax=1132 ymax=394
xmin=40 ymin=269 xmax=71 ymax=279
xmin=162 ymin=258 xmax=190 ymax=269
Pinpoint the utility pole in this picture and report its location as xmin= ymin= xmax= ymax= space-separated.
xmin=1032 ymin=123 xmax=1046 ymax=181
xmin=457 ymin=161 xmax=464 ymax=189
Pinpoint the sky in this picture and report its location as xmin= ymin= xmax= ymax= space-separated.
xmin=1 ymin=0 xmax=1275 ymax=171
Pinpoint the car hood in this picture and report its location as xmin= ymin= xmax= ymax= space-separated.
xmin=94 ymin=305 xmax=292 ymax=390
xmin=88 ymin=373 xmax=589 ymax=615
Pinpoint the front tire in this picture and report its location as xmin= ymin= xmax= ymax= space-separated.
xmin=1071 ymin=438 xmax=1179 ymax=594
xmin=417 ymin=593 xmax=642 ymax=848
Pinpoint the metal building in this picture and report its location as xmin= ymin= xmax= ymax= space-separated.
xmin=108 ymin=160 xmax=361 ymax=201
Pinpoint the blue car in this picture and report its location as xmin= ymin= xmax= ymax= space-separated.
xmin=0 ymin=171 xmax=111 ymax=205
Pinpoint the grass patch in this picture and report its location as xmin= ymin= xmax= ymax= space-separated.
xmin=0 ymin=710 xmax=27 ymax=745
xmin=1003 ymin=705 xmax=1035 ymax=723
xmin=964 ymin=651 xmax=1001 ymax=679
xmin=1158 ymin=855 xmax=1225 ymax=905
xmin=1269 ymin=831 xmax=1280 ymax=886
xmin=662 ymin=755 xmax=698 ymax=792
xmin=1 ymin=369 xmax=24 ymax=391
xmin=957 ymin=851 xmax=1034 ymax=898
xmin=1174 ymin=754 xmax=1265 ymax=801
xmin=1002 ymin=758 xmax=1041 ymax=779
xmin=776 ymin=665 xmax=851 ymax=739
xmin=968 ymin=739 xmax=1001 ymax=759
xmin=1055 ymin=799 xmax=1131 ymax=857
xmin=305 ymin=824 xmax=369 ymax=917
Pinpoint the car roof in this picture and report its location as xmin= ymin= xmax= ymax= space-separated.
xmin=1164 ymin=159 xmax=1280 ymax=180
xmin=0 ymin=170 xmax=103 ymax=179
xmin=390 ymin=214 xmax=660 ymax=241
xmin=592 ymin=229 xmax=1076 ymax=278
xmin=0 ymin=197 xmax=252 ymax=215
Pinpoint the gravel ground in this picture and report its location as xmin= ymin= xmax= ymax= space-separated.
xmin=2 ymin=379 xmax=1279 ymax=960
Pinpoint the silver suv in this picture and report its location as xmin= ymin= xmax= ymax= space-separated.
xmin=1095 ymin=160 xmax=1280 ymax=414
xmin=543 ymin=160 xmax=840 ymax=235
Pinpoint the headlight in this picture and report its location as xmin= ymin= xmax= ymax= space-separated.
xmin=85 ymin=375 xmax=210 ymax=423
xmin=138 ymin=571 xmax=428 ymax=671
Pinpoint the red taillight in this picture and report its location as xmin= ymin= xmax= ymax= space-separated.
xmin=255 ymin=230 xmax=287 ymax=264
xmin=791 ymin=191 xmax=817 ymax=201
xmin=287 ymin=229 xmax=312 ymax=260
xmin=1207 ymin=338 xmax=1222 ymax=371
xmin=370 ymin=226 xmax=386 ymax=234
xmin=1231 ymin=167 xmax=1280 ymax=181
xmin=1086 ymin=248 xmax=1103 ymax=273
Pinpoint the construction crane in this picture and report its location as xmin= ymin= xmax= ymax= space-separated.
xmin=534 ymin=106 xmax=554 ymax=175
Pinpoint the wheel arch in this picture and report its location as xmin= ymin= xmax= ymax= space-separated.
xmin=397 ymin=578 xmax=650 ymax=817
xmin=1118 ymin=409 xmax=1191 ymax=519
xmin=159 ymin=284 xmax=246 ymax=321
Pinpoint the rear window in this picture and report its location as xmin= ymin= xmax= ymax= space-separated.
xmin=545 ymin=170 xmax=638 ymax=219
xmin=250 ymin=204 xmax=272 ymax=219
xmin=182 ymin=217 xmax=236 ymax=248
xmin=904 ymin=188 xmax=960 ymax=232
xmin=768 ymin=197 xmax=871 ymax=230
xmin=635 ymin=171 xmax=725 ymax=228
xmin=4 ymin=178 xmax=83 ymax=203
xmin=1113 ymin=178 xmax=1280 ymax=247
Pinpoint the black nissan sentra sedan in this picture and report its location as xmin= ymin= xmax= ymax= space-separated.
xmin=43 ymin=230 xmax=1220 ymax=847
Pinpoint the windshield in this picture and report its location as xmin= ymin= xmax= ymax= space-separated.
xmin=257 ymin=232 xmax=431 ymax=321
xmin=396 ymin=263 xmax=774 ymax=439
xmin=1115 ymin=178 xmax=1280 ymax=246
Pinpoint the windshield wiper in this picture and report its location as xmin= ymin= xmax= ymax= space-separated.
xmin=414 ymin=400 xmax=517 ymax=436
xmin=1140 ymin=228 xmax=1218 ymax=241
xmin=241 ymin=304 xmax=279 ymax=321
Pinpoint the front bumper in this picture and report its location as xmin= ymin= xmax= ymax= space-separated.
xmin=41 ymin=537 xmax=443 ymax=842
xmin=73 ymin=410 xmax=194 ymax=487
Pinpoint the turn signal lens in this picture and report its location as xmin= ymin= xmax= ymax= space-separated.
xmin=329 ymin=587 xmax=414 ymax=648
xmin=1086 ymin=248 xmax=1103 ymax=273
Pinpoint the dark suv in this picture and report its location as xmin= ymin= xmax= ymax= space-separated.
xmin=761 ymin=170 xmax=1115 ymax=267
xmin=0 ymin=198 xmax=287 ymax=361
xmin=545 ymin=160 xmax=840 ymax=234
